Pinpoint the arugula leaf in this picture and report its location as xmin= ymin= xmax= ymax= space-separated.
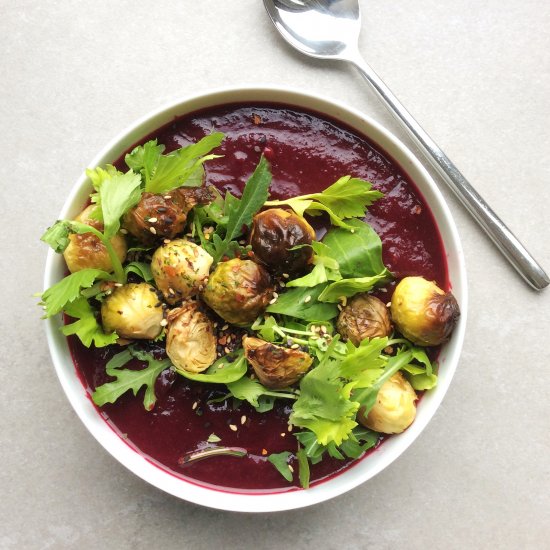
xmin=338 ymin=427 xmax=379 ymax=459
xmin=126 ymin=133 xmax=224 ymax=194
xmin=265 ymin=175 xmax=383 ymax=227
xmin=61 ymin=296 xmax=118 ymax=348
xmin=266 ymin=284 xmax=339 ymax=322
xmin=317 ymin=273 xmax=390 ymax=302
xmin=210 ymin=155 xmax=272 ymax=263
xmin=92 ymin=348 xmax=172 ymax=410
xmin=40 ymin=268 xmax=112 ymax=317
xmin=225 ymin=375 xmax=297 ymax=411
xmin=296 ymin=447 xmax=310 ymax=489
xmin=124 ymin=261 xmax=153 ymax=282
xmin=176 ymin=351 xmax=247 ymax=384
xmin=267 ymin=451 xmax=293 ymax=482
xmin=322 ymin=219 xmax=390 ymax=278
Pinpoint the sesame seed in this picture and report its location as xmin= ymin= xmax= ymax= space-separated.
xmin=148 ymin=217 xmax=158 ymax=223
xmin=337 ymin=304 xmax=343 ymax=311
xmin=287 ymin=424 xmax=293 ymax=432
xmin=229 ymin=424 xmax=238 ymax=432
xmin=290 ymin=343 xmax=300 ymax=349
xmin=280 ymin=433 xmax=286 ymax=437
xmin=320 ymin=325 xmax=327 ymax=334
xmin=164 ymin=195 xmax=172 ymax=200
xmin=168 ymin=288 xmax=175 ymax=295
xmin=279 ymin=281 xmax=286 ymax=288
xmin=240 ymin=415 xmax=247 ymax=425
xmin=160 ymin=319 xmax=168 ymax=327
xmin=163 ymin=239 xmax=171 ymax=244
xmin=192 ymin=401 xmax=198 ymax=410
xmin=120 ymin=228 xmax=128 ymax=235
xmin=282 ymin=273 xmax=290 ymax=279
xmin=288 ymin=465 xmax=294 ymax=473
xmin=114 ymin=282 xmax=123 ymax=287
xmin=149 ymin=226 xmax=157 ymax=234
xmin=350 ymin=229 xmax=355 ymax=233
xmin=213 ymin=322 xmax=218 ymax=328
xmin=221 ymin=324 xmax=229 ymax=331
xmin=304 ymin=295 xmax=311 ymax=303
xmin=224 ymin=347 xmax=231 ymax=354
xmin=269 ymin=297 xmax=277 ymax=305
xmin=386 ymin=302 xmax=392 ymax=307
xmin=272 ymin=291 xmax=279 ymax=298
xmin=310 ymin=335 xmax=318 ymax=340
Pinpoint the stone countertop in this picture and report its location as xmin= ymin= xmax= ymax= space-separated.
xmin=1 ymin=1 xmax=549 ymax=548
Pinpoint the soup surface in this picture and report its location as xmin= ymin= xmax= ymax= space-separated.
xmin=69 ymin=103 xmax=448 ymax=492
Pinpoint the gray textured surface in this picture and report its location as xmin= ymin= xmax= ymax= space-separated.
xmin=2 ymin=0 xmax=549 ymax=548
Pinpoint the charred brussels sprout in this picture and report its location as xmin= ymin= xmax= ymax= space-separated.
xmin=357 ymin=372 xmax=417 ymax=434
xmin=101 ymin=282 xmax=164 ymax=340
xmin=165 ymin=301 xmax=217 ymax=374
xmin=123 ymin=187 xmax=212 ymax=245
xmin=390 ymin=276 xmax=460 ymax=346
xmin=63 ymin=205 xmax=127 ymax=273
xmin=337 ymin=294 xmax=392 ymax=345
xmin=202 ymin=258 xmax=273 ymax=326
xmin=151 ymin=239 xmax=213 ymax=305
xmin=249 ymin=208 xmax=315 ymax=274
xmin=243 ymin=336 xmax=313 ymax=389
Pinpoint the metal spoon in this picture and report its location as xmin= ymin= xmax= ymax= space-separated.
xmin=263 ymin=0 xmax=549 ymax=290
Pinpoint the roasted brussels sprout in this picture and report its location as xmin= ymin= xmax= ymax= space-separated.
xmin=101 ymin=282 xmax=164 ymax=340
xmin=123 ymin=187 xmax=212 ymax=244
xmin=243 ymin=336 xmax=313 ymax=389
xmin=63 ymin=205 xmax=127 ymax=273
xmin=202 ymin=258 xmax=273 ymax=326
xmin=337 ymin=294 xmax=392 ymax=345
xmin=357 ymin=372 xmax=417 ymax=434
xmin=165 ymin=301 xmax=217 ymax=374
xmin=249 ymin=208 xmax=316 ymax=274
xmin=390 ymin=276 xmax=460 ymax=346
xmin=151 ymin=239 xmax=213 ymax=305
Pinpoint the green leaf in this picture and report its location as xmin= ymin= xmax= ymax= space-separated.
xmin=176 ymin=351 xmax=247 ymax=384
xmin=207 ymin=433 xmax=221 ymax=443
xmin=40 ymin=268 xmax=112 ymax=317
xmin=41 ymin=221 xmax=71 ymax=253
xmin=317 ymin=273 xmax=390 ymax=302
xmin=92 ymin=170 xmax=143 ymax=238
xmin=225 ymin=376 xmax=297 ymax=411
xmin=296 ymin=447 xmax=310 ymax=489
xmin=211 ymin=155 xmax=272 ymax=263
xmin=322 ymin=219 xmax=390 ymax=279
xmin=401 ymin=347 xmax=438 ymax=390
xmin=339 ymin=427 xmax=379 ymax=459
xmin=140 ymin=133 xmax=224 ymax=194
xmin=61 ymin=297 xmax=118 ymax=348
xmin=92 ymin=348 xmax=171 ymax=410
xmin=286 ymin=242 xmax=342 ymax=288
xmin=266 ymin=284 xmax=339 ymax=322
xmin=267 ymin=451 xmax=293 ymax=482
xmin=339 ymin=337 xmax=389 ymax=379
xmin=124 ymin=261 xmax=153 ymax=282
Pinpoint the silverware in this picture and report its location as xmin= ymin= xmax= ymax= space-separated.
xmin=263 ymin=0 xmax=549 ymax=290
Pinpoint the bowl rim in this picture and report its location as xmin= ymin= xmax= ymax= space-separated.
xmin=44 ymin=85 xmax=468 ymax=513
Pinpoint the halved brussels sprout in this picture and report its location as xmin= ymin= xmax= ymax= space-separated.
xmin=243 ymin=336 xmax=313 ymax=389
xmin=63 ymin=205 xmax=127 ymax=273
xmin=357 ymin=372 xmax=417 ymax=434
xmin=166 ymin=301 xmax=217 ymax=374
xmin=390 ymin=276 xmax=460 ymax=346
xmin=202 ymin=258 xmax=273 ymax=326
xmin=123 ymin=187 xmax=212 ymax=244
xmin=336 ymin=294 xmax=392 ymax=345
xmin=151 ymin=239 xmax=213 ymax=305
xmin=249 ymin=208 xmax=315 ymax=275
xmin=101 ymin=282 xmax=164 ymax=340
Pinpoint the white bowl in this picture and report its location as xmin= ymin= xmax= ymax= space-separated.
xmin=44 ymin=86 xmax=467 ymax=512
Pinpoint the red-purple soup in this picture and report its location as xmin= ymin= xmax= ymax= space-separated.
xmin=69 ymin=104 xmax=448 ymax=493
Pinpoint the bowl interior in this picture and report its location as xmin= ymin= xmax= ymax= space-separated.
xmin=45 ymin=86 xmax=467 ymax=512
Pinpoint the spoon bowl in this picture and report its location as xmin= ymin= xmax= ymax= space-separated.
xmin=264 ymin=0 xmax=549 ymax=290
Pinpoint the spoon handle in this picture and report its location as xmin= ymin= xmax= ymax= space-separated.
xmin=349 ymin=54 xmax=549 ymax=290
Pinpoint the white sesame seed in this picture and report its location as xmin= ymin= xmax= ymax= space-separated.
xmin=224 ymin=347 xmax=231 ymax=354
xmin=287 ymin=424 xmax=293 ymax=432
xmin=192 ymin=401 xmax=198 ymax=410
xmin=320 ymin=325 xmax=327 ymax=334
xmin=149 ymin=226 xmax=157 ymax=235
xmin=120 ymin=228 xmax=128 ymax=234
xmin=164 ymin=195 xmax=172 ymax=200
xmin=168 ymin=288 xmax=175 ymax=295
xmin=240 ymin=415 xmax=247 ymax=425
xmin=221 ymin=324 xmax=229 ymax=331
xmin=148 ymin=217 xmax=158 ymax=223
xmin=269 ymin=297 xmax=277 ymax=305
xmin=229 ymin=424 xmax=238 ymax=432
xmin=279 ymin=281 xmax=286 ymax=288
xmin=160 ymin=319 xmax=168 ymax=327
xmin=280 ymin=433 xmax=286 ymax=437
xmin=386 ymin=302 xmax=392 ymax=307
xmin=282 ymin=273 xmax=290 ymax=279
xmin=304 ymin=295 xmax=311 ymax=303
xmin=272 ymin=291 xmax=279 ymax=298
xmin=288 ymin=465 xmax=294 ymax=473
xmin=290 ymin=343 xmax=300 ymax=349
xmin=114 ymin=282 xmax=123 ymax=287
xmin=337 ymin=304 xmax=343 ymax=311
xmin=163 ymin=239 xmax=171 ymax=244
